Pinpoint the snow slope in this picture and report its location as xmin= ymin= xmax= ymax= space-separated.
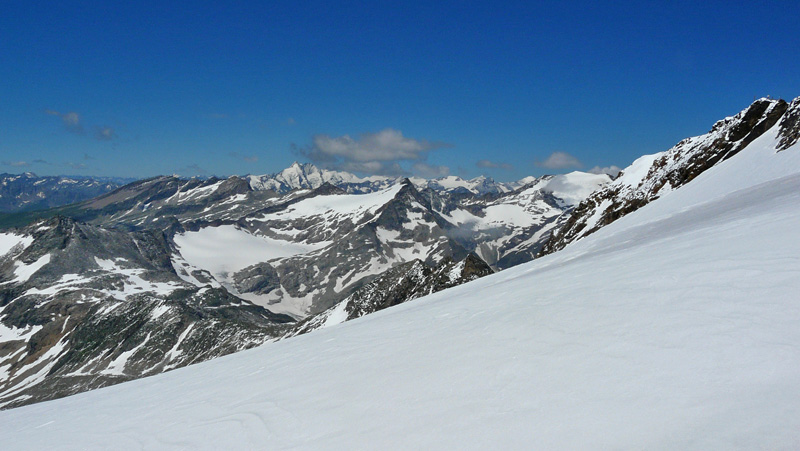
xmin=1 ymin=136 xmax=799 ymax=449
xmin=174 ymin=225 xmax=326 ymax=281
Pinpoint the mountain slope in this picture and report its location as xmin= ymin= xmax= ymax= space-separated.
xmin=0 ymin=216 xmax=293 ymax=409
xmin=1 ymin=110 xmax=798 ymax=448
xmin=541 ymin=96 xmax=796 ymax=254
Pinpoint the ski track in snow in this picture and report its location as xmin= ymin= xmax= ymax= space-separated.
xmin=1 ymin=132 xmax=800 ymax=449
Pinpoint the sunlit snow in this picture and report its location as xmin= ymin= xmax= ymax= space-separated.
xmin=174 ymin=225 xmax=326 ymax=282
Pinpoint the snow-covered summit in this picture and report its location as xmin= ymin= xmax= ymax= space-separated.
xmin=246 ymin=161 xmax=596 ymax=196
xmin=247 ymin=162 xmax=384 ymax=193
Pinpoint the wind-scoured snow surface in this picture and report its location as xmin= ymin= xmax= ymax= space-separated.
xmin=2 ymin=134 xmax=800 ymax=448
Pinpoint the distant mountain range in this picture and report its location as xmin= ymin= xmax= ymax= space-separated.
xmin=247 ymin=161 xmax=533 ymax=195
xmin=0 ymin=173 xmax=133 ymax=213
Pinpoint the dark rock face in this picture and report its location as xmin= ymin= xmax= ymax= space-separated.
xmin=778 ymin=98 xmax=800 ymax=151
xmin=285 ymin=253 xmax=494 ymax=338
xmin=0 ymin=217 xmax=293 ymax=409
xmin=540 ymin=97 xmax=799 ymax=256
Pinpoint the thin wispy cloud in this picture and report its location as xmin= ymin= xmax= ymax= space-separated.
xmin=66 ymin=162 xmax=88 ymax=170
xmin=46 ymin=109 xmax=84 ymax=134
xmin=46 ymin=109 xmax=118 ymax=141
xmin=536 ymin=151 xmax=582 ymax=170
xmin=476 ymin=159 xmax=513 ymax=170
xmin=295 ymin=128 xmax=451 ymax=176
xmin=95 ymin=126 xmax=116 ymax=141
xmin=229 ymin=152 xmax=259 ymax=163
xmin=2 ymin=161 xmax=30 ymax=167
xmin=179 ymin=164 xmax=209 ymax=176
xmin=588 ymin=165 xmax=622 ymax=177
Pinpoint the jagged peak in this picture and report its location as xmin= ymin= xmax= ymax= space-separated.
xmin=711 ymin=97 xmax=787 ymax=133
xmin=777 ymin=96 xmax=800 ymax=151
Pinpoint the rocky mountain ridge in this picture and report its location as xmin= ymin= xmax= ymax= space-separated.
xmin=0 ymin=216 xmax=293 ymax=409
xmin=286 ymin=253 xmax=494 ymax=338
xmin=247 ymin=161 xmax=535 ymax=195
xmin=540 ymin=96 xmax=800 ymax=255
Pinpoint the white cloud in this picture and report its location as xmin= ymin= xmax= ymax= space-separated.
xmin=62 ymin=112 xmax=80 ymax=127
xmin=46 ymin=109 xmax=84 ymax=134
xmin=95 ymin=126 xmax=116 ymax=141
xmin=309 ymin=129 xmax=444 ymax=162
xmin=536 ymin=151 xmax=582 ymax=169
xmin=588 ymin=165 xmax=623 ymax=177
xmin=412 ymin=162 xmax=450 ymax=178
xmin=296 ymin=128 xmax=450 ymax=176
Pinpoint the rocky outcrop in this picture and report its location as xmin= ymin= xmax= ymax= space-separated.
xmin=777 ymin=97 xmax=800 ymax=151
xmin=540 ymin=97 xmax=796 ymax=256
xmin=285 ymin=253 xmax=493 ymax=338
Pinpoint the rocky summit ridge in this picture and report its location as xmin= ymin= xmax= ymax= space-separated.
xmin=540 ymin=96 xmax=800 ymax=255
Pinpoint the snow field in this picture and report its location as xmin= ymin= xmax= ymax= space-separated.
xmin=173 ymin=225 xmax=326 ymax=282
xmin=0 ymin=233 xmax=33 ymax=257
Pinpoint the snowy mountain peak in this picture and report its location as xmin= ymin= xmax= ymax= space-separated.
xmin=541 ymin=95 xmax=798 ymax=255
xmin=248 ymin=162 xmax=382 ymax=194
xmin=246 ymin=161 xmax=611 ymax=198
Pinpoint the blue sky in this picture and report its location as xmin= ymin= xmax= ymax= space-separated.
xmin=2 ymin=0 xmax=798 ymax=181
